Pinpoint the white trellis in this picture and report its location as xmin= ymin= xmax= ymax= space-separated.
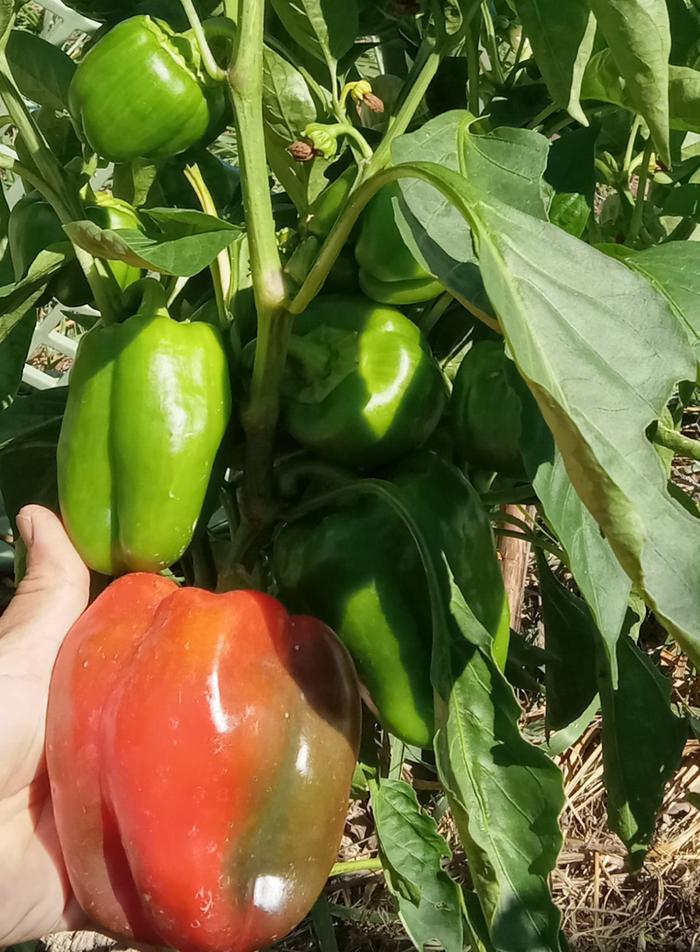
xmin=11 ymin=1 xmax=103 ymax=390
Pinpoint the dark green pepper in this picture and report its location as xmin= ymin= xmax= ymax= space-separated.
xmin=57 ymin=281 xmax=232 ymax=576
xmin=355 ymin=182 xmax=443 ymax=305
xmin=273 ymin=451 xmax=510 ymax=747
xmin=282 ymin=294 xmax=447 ymax=466
xmin=8 ymin=191 xmax=142 ymax=307
xmin=69 ymin=16 xmax=226 ymax=161
xmin=306 ymin=167 xmax=356 ymax=238
xmin=451 ymin=340 xmax=525 ymax=477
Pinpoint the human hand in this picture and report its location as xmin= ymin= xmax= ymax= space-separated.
xmin=0 ymin=506 xmax=90 ymax=945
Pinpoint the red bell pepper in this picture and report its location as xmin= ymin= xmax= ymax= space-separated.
xmin=46 ymin=574 xmax=361 ymax=952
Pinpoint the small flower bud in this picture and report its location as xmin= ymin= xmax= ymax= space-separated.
xmin=288 ymin=140 xmax=315 ymax=162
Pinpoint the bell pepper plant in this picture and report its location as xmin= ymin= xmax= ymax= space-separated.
xmin=1 ymin=1 xmax=698 ymax=950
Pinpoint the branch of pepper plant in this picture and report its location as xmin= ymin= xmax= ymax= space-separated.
xmin=226 ymin=0 xmax=291 ymax=526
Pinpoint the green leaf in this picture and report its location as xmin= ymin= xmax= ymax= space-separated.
xmin=0 ymin=0 xmax=12 ymax=41
xmin=587 ymin=0 xmax=671 ymax=165
xmin=0 ymin=252 xmax=62 ymax=346
xmin=372 ymin=779 xmax=464 ymax=952
xmin=391 ymin=112 xmax=549 ymax=313
xmin=537 ymin=554 xmax=599 ymax=735
xmin=462 ymin=190 xmax=700 ymax=668
xmin=582 ymin=51 xmax=700 ymax=134
xmin=598 ymin=612 xmax=687 ymax=868
xmin=64 ymin=210 xmax=241 ymax=277
xmin=5 ymin=30 xmax=75 ymax=110
xmin=0 ymin=418 xmax=60 ymax=526
xmin=0 ymin=310 xmax=34 ymax=408
xmin=262 ymin=46 xmax=317 ymax=211
xmin=513 ymin=0 xmax=595 ymax=124
xmin=0 ymin=388 xmax=67 ymax=450
xmin=270 ymin=0 xmax=358 ymax=67
xmin=514 ymin=382 xmax=631 ymax=678
xmin=434 ymin=628 xmax=565 ymax=951
xmin=615 ymin=241 xmax=700 ymax=361
xmin=310 ymin=897 xmax=339 ymax=952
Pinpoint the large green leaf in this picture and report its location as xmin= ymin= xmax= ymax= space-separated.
xmin=537 ymin=553 xmax=599 ymax=734
xmin=513 ymin=0 xmax=595 ymax=124
xmin=391 ymin=112 xmax=549 ymax=315
xmin=0 ymin=310 xmax=34 ymax=408
xmin=5 ymin=30 xmax=75 ymax=110
xmin=371 ymin=779 xmax=464 ymax=952
xmin=469 ymin=196 xmax=700 ymax=665
xmin=394 ymin=159 xmax=700 ymax=668
xmin=64 ymin=210 xmax=241 ymax=277
xmin=515 ymin=380 xmax=632 ymax=677
xmin=615 ymin=242 xmax=700 ymax=360
xmin=582 ymin=50 xmax=700 ymax=134
xmin=0 ymin=388 xmax=67 ymax=450
xmin=270 ymin=0 xmax=358 ymax=67
xmin=598 ymin=610 xmax=687 ymax=867
xmin=587 ymin=0 xmax=671 ymax=165
xmin=433 ymin=614 xmax=565 ymax=952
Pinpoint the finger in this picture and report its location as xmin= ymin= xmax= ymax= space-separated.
xmin=0 ymin=505 xmax=90 ymax=655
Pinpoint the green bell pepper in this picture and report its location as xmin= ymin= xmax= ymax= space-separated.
xmin=69 ymin=15 xmax=226 ymax=161
xmin=355 ymin=182 xmax=443 ymax=305
xmin=57 ymin=280 xmax=232 ymax=576
xmin=282 ymin=294 xmax=447 ymax=466
xmin=8 ymin=191 xmax=142 ymax=307
xmin=451 ymin=340 xmax=526 ymax=477
xmin=273 ymin=451 xmax=510 ymax=747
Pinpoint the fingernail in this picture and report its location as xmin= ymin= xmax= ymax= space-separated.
xmin=16 ymin=509 xmax=34 ymax=548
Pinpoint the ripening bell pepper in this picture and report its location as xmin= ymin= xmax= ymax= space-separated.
xmin=57 ymin=281 xmax=231 ymax=576
xmin=355 ymin=182 xmax=444 ymax=305
xmin=273 ymin=451 xmax=509 ymax=747
xmin=451 ymin=340 xmax=526 ymax=477
xmin=8 ymin=190 xmax=142 ymax=306
xmin=46 ymin=574 xmax=360 ymax=952
xmin=69 ymin=15 xmax=227 ymax=161
xmin=282 ymin=294 xmax=447 ymax=466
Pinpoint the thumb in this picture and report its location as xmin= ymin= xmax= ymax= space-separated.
xmin=0 ymin=505 xmax=90 ymax=658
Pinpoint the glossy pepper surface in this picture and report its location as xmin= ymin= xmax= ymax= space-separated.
xmin=8 ymin=190 xmax=142 ymax=306
xmin=355 ymin=182 xmax=443 ymax=305
xmin=451 ymin=340 xmax=525 ymax=477
xmin=57 ymin=283 xmax=231 ymax=575
xmin=46 ymin=574 xmax=361 ymax=952
xmin=69 ymin=15 xmax=226 ymax=161
xmin=273 ymin=451 xmax=509 ymax=747
xmin=282 ymin=294 xmax=447 ymax=466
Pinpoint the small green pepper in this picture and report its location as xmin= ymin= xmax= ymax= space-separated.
xmin=282 ymin=294 xmax=447 ymax=466
xmin=355 ymin=182 xmax=443 ymax=305
xmin=451 ymin=340 xmax=526 ymax=477
xmin=69 ymin=16 xmax=226 ymax=161
xmin=273 ymin=451 xmax=510 ymax=747
xmin=58 ymin=281 xmax=232 ymax=576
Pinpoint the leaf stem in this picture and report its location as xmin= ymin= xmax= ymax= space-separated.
xmin=184 ymin=162 xmax=231 ymax=325
xmin=652 ymin=423 xmax=700 ymax=462
xmin=481 ymin=1 xmax=504 ymax=86
xmin=622 ymin=115 xmax=642 ymax=175
xmin=227 ymin=0 xmax=289 ymax=524
xmin=466 ymin=22 xmax=481 ymax=115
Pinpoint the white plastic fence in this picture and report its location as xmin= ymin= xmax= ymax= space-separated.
xmin=9 ymin=1 xmax=102 ymax=390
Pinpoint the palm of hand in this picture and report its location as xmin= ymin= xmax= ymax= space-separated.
xmin=0 ymin=507 xmax=90 ymax=946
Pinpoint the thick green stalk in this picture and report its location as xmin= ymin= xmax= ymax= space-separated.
xmin=653 ymin=423 xmax=700 ymax=462
xmin=228 ymin=0 xmax=289 ymax=524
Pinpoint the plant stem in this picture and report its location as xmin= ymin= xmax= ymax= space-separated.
xmin=494 ymin=527 xmax=565 ymax=561
xmin=652 ymin=423 xmax=700 ymax=462
xmin=628 ymin=137 xmax=654 ymax=245
xmin=228 ymin=0 xmax=289 ymax=524
xmin=622 ymin=115 xmax=642 ymax=175
xmin=466 ymin=22 xmax=481 ymax=115
xmin=179 ymin=0 xmax=226 ymax=81
xmin=330 ymin=857 xmax=383 ymax=877
xmin=366 ymin=39 xmax=441 ymax=174
xmin=481 ymin=1 xmax=504 ymax=86
xmin=528 ymin=102 xmax=558 ymax=130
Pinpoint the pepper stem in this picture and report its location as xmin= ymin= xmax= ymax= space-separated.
xmin=227 ymin=0 xmax=291 ymax=526
xmin=179 ymin=0 xmax=226 ymax=82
